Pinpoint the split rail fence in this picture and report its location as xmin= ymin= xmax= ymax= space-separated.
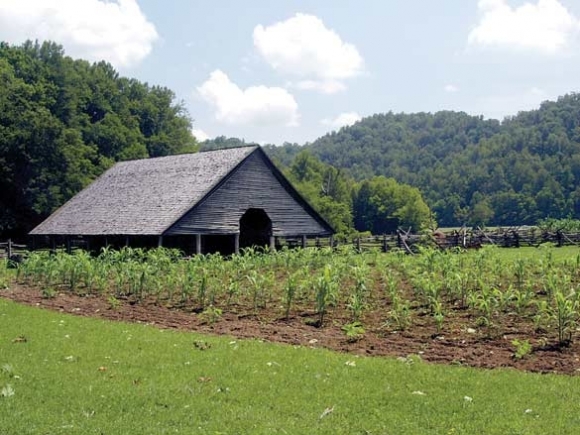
xmin=2 ymin=227 xmax=580 ymax=258
xmin=339 ymin=226 xmax=580 ymax=254
xmin=0 ymin=239 xmax=27 ymax=259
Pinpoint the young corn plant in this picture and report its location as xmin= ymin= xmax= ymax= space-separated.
xmin=282 ymin=272 xmax=298 ymax=319
xmin=432 ymin=299 xmax=445 ymax=334
xmin=245 ymin=269 xmax=270 ymax=312
xmin=468 ymin=283 xmax=498 ymax=331
xmin=347 ymin=264 xmax=370 ymax=321
xmin=512 ymin=282 xmax=535 ymax=315
xmin=551 ymin=289 xmax=579 ymax=346
xmin=387 ymin=294 xmax=412 ymax=331
xmin=315 ymin=265 xmax=338 ymax=327
xmin=533 ymin=300 xmax=551 ymax=332
xmin=197 ymin=269 xmax=209 ymax=310
xmin=341 ymin=321 xmax=365 ymax=342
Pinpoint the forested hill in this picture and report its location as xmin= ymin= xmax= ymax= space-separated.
xmin=0 ymin=41 xmax=198 ymax=237
xmin=269 ymin=95 xmax=580 ymax=227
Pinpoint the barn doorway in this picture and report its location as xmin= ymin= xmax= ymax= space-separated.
xmin=239 ymin=208 xmax=272 ymax=249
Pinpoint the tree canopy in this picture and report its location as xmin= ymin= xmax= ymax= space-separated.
xmin=268 ymin=96 xmax=580 ymax=227
xmin=282 ymin=151 xmax=433 ymax=236
xmin=0 ymin=41 xmax=198 ymax=236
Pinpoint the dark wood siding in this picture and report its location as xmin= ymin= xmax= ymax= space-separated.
xmin=166 ymin=150 xmax=333 ymax=237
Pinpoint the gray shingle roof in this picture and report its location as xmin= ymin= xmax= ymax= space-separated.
xmin=30 ymin=146 xmax=257 ymax=236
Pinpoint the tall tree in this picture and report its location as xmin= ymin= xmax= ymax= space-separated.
xmin=0 ymin=41 xmax=198 ymax=236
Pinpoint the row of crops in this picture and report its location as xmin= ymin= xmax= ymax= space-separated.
xmin=5 ymin=245 xmax=580 ymax=346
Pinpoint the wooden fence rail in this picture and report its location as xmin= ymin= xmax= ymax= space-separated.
xmin=2 ymin=227 xmax=580 ymax=259
xmin=337 ymin=227 xmax=580 ymax=253
xmin=0 ymin=239 xmax=27 ymax=259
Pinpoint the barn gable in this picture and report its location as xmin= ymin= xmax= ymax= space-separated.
xmin=166 ymin=147 xmax=333 ymax=237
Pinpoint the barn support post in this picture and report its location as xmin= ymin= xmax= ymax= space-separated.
xmin=269 ymin=236 xmax=276 ymax=252
xmin=301 ymin=235 xmax=307 ymax=249
xmin=329 ymin=235 xmax=334 ymax=248
xmin=158 ymin=236 xmax=163 ymax=248
xmin=125 ymin=236 xmax=129 ymax=247
xmin=195 ymin=234 xmax=201 ymax=255
xmin=234 ymin=233 xmax=240 ymax=255
xmin=66 ymin=237 xmax=72 ymax=254
xmin=51 ymin=237 xmax=57 ymax=254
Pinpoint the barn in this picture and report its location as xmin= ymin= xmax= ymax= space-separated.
xmin=29 ymin=146 xmax=335 ymax=254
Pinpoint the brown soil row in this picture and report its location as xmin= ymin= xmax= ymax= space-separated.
xmin=2 ymin=284 xmax=580 ymax=375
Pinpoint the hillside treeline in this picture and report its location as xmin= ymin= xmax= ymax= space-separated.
xmin=0 ymin=41 xmax=197 ymax=236
xmin=268 ymin=97 xmax=580 ymax=227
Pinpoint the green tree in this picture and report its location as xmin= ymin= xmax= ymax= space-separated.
xmin=0 ymin=40 xmax=199 ymax=237
xmin=353 ymin=176 xmax=431 ymax=233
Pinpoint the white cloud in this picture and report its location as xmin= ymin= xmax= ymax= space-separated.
xmin=191 ymin=129 xmax=211 ymax=142
xmin=321 ymin=112 xmax=362 ymax=129
xmin=0 ymin=0 xmax=158 ymax=68
xmin=293 ymin=79 xmax=346 ymax=94
xmin=444 ymin=84 xmax=460 ymax=93
xmin=253 ymin=13 xmax=364 ymax=93
xmin=468 ymin=0 xmax=580 ymax=53
xmin=197 ymin=70 xmax=299 ymax=127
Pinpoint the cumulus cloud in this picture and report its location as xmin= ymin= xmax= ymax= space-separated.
xmin=0 ymin=0 xmax=158 ymax=68
xmin=191 ymin=129 xmax=211 ymax=142
xmin=197 ymin=70 xmax=299 ymax=127
xmin=293 ymin=79 xmax=346 ymax=94
xmin=321 ymin=112 xmax=362 ymax=129
xmin=253 ymin=13 xmax=364 ymax=93
xmin=468 ymin=0 xmax=580 ymax=53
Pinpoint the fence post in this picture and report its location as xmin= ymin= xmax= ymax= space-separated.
xmin=382 ymin=235 xmax=388 ymax=253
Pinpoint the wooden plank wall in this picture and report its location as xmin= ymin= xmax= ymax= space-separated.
xmin=167 ymin=152 xmax=332 ymax=237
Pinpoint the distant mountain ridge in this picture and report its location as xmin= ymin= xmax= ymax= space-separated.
xmin=262 ymin=93 xmax=580 ymax=227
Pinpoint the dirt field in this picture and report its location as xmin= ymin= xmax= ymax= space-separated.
xmin=3 ymin=283 xmax=580 ymax=375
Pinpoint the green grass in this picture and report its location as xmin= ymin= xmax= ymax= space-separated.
xmin=1 ymin=299 xmax=580 ymax=434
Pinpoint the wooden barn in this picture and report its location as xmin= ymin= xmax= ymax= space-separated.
xmin=29 ymin=146 xmax=335 ymax=254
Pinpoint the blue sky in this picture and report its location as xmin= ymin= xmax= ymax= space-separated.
xmin=1 ymin=0 xmax=580 ymax=145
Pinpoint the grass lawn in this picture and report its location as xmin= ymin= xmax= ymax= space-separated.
xmin=1 ymin=298 xmax=580 ymax=434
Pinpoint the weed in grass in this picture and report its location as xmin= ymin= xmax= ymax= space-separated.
xmin=0 ymin=384 xmax=14 ymax=398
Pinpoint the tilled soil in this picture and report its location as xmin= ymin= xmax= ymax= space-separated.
xmin=3 ymin=284 xmax=580 ymax=375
